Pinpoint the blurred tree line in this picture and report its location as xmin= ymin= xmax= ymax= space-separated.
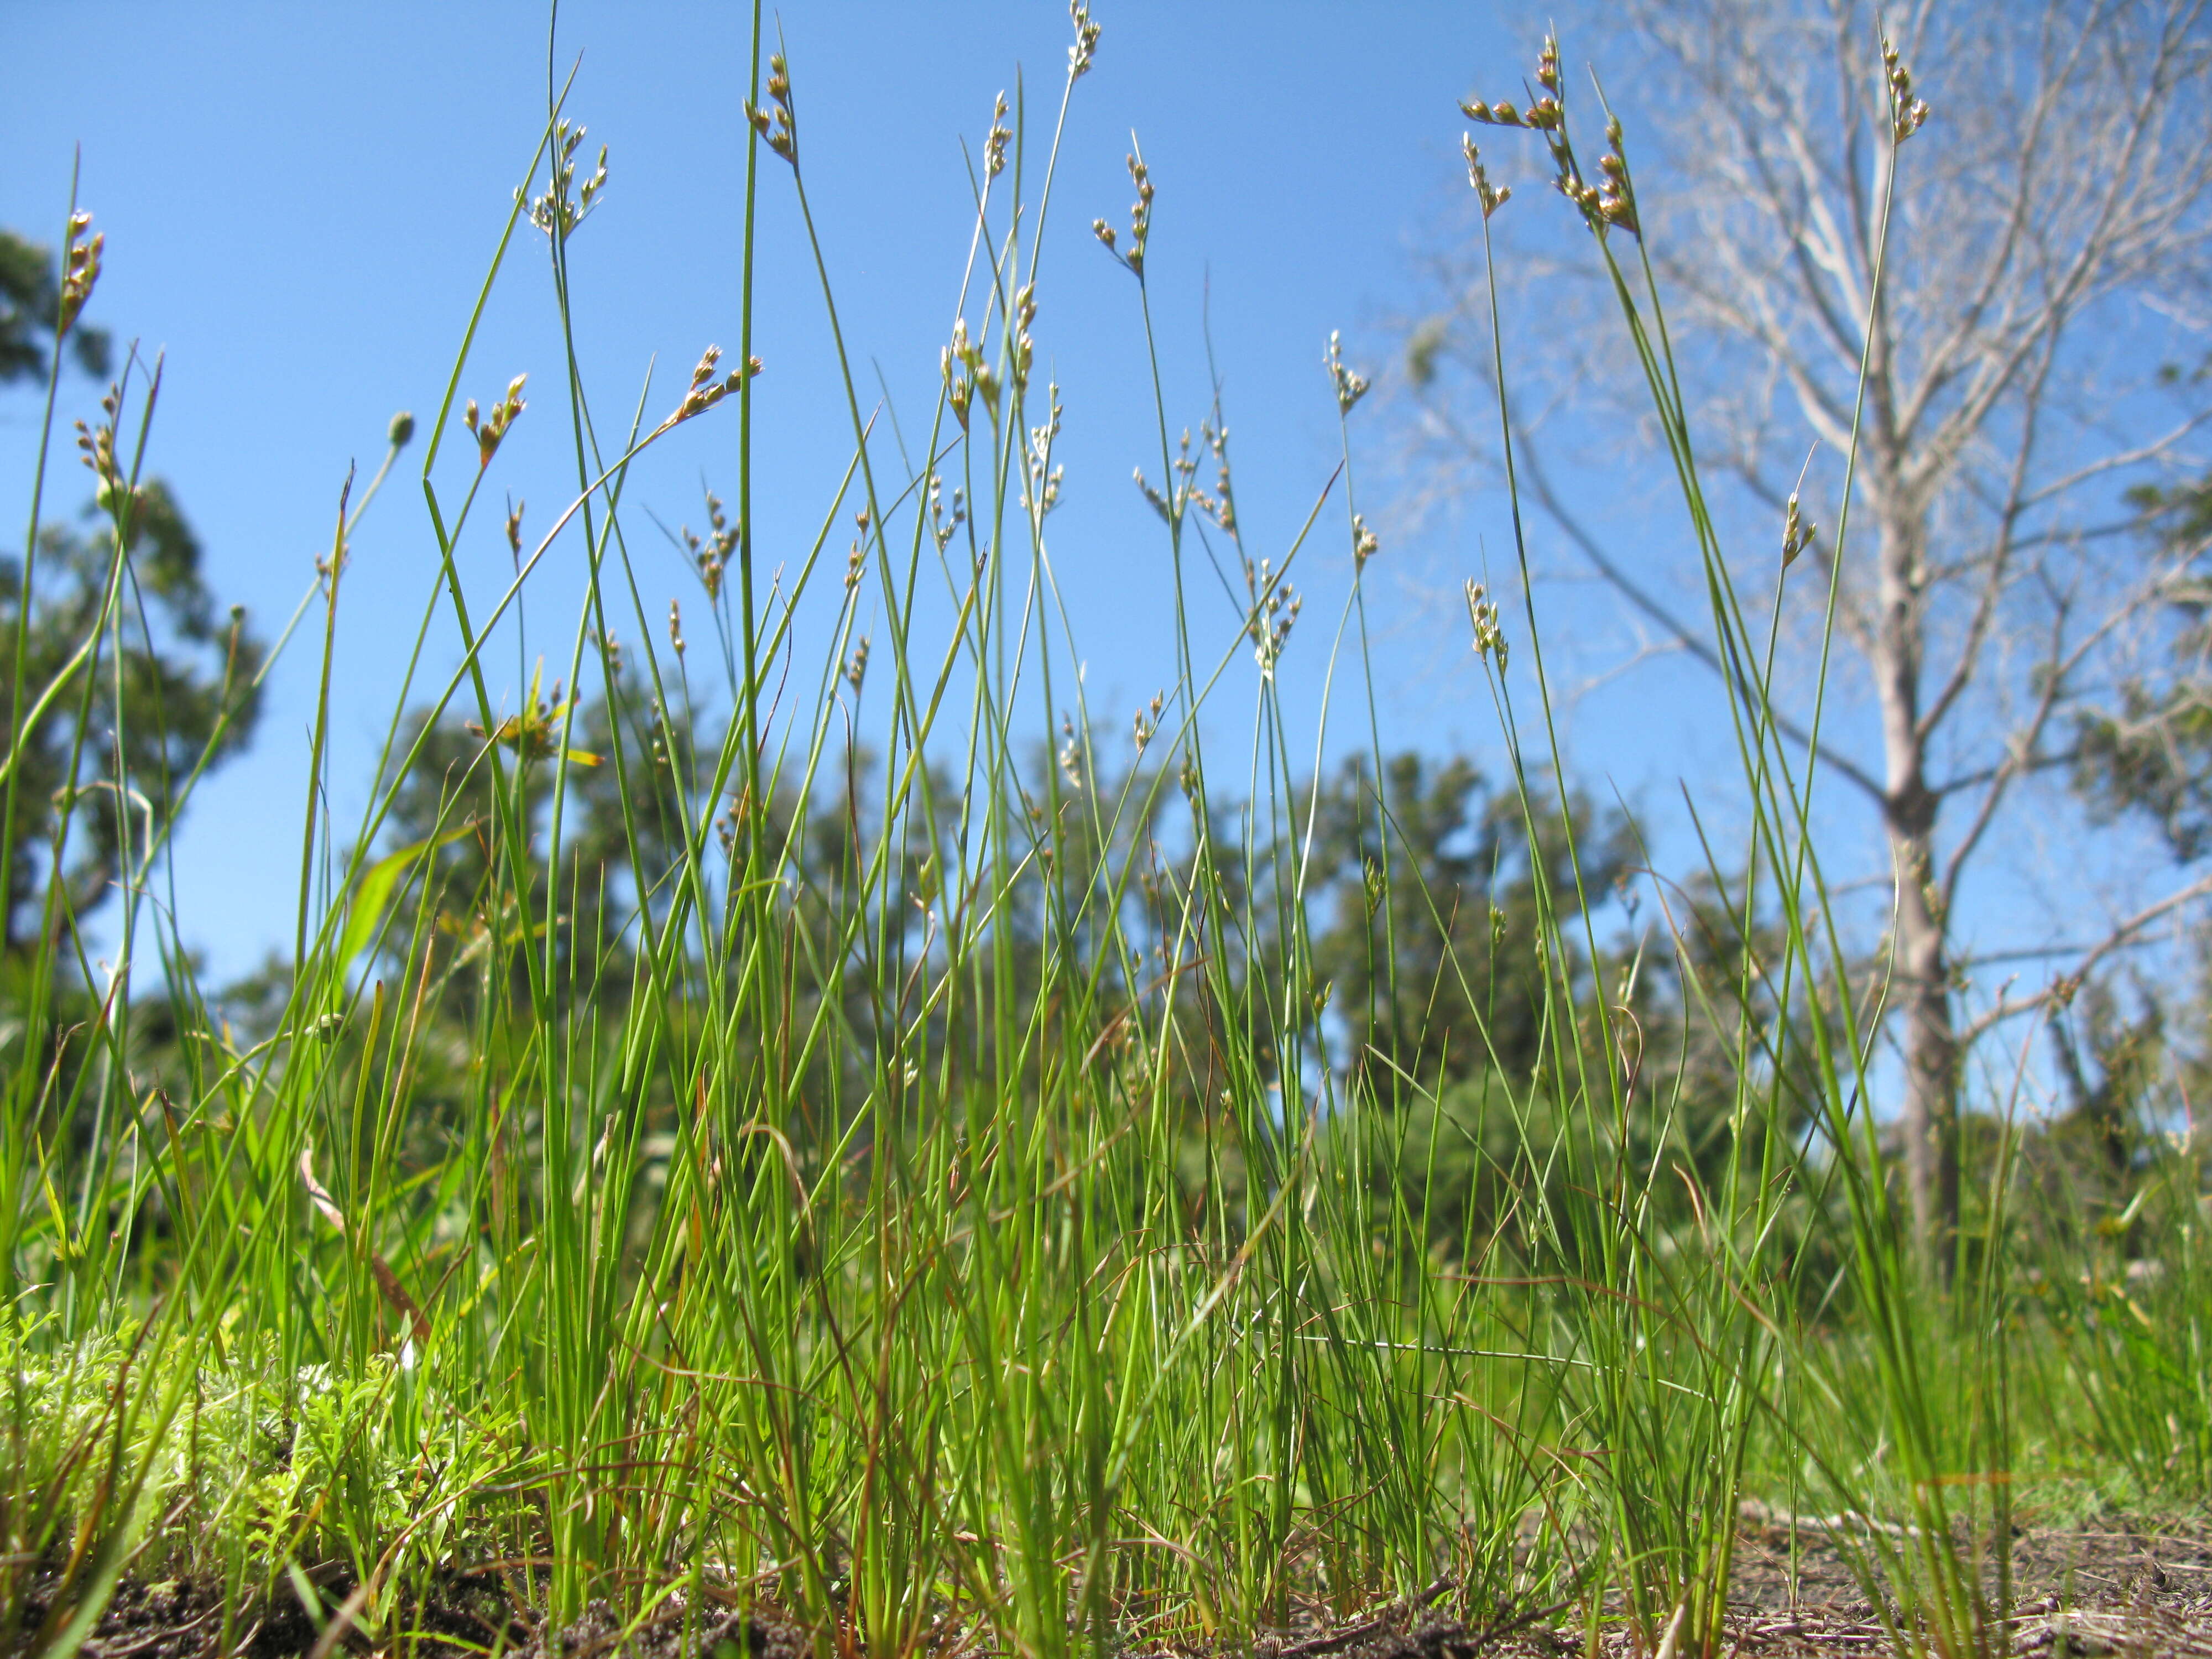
xmin=2 ymin=227 xmax=265 ymax=959
xmin=4 ymin=208 xmax=2208 ymax=1283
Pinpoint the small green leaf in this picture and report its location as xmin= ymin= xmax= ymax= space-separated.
xmin=336 ymin=822 xmax=472 ymax=967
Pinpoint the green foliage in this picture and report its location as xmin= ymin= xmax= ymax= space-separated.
xmin=2074 ymin=476 xmax=2212 ymax=860
xmin=1 ymin=481 xmax=265 ymax=948
xmin=1307 ymin=751 xmax=1629 ymax=1095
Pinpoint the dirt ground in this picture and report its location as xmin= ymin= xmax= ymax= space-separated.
xmin=1215 ymin=1511 xmax=2212 ymax=1658
xmin=12 ymin=1513 xmax=2211 ymax=1659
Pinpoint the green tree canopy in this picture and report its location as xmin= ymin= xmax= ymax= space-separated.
xmin=2074 ymin=475 xmax=2212 ymax=863
xmin=2 ymin=481 xmax=264 ymax=949
xmin=3 ymin=220 xmax=265 ymax=954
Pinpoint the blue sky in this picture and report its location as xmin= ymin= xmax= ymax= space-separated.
xmin=4 ymin=1 xmax=1600 ymax=985
xmin=4 ymin=0 xmax=2183 ymax=1093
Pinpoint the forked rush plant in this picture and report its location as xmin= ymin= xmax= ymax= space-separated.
xmin=1460 ymin=28 xmax=2025 ymax=1659
xmin=1454 ymin=95 xmax=1790 ymax=1658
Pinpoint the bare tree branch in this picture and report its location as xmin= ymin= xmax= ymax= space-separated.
xmin=1515 ymin=433 xmax=1888 ymax=802
xmin=1958 ymin=868 xmax=2212 ymax=1044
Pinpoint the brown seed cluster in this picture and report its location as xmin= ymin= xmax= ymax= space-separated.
xmin=1192 ymin=421 xmax=1237 ymax=535
xmin=927 ymin=473 xmax=966 ymax=553
xmin=748 ymin=53 xmax=798 ymax=164
xmin=1461 ymin=138 xmax=1510 ymax=220
xmin=1249 ymin=557 xmax=1302 ymax=681
xmin=465 ymin=375 xmax=528 ymax=468
xmin=1463 ymin=35 xmax=1637 ymax=239
xmin=1060 ymin=711 xmax=1084 ymax=790
xmin=672 ymin=345 xmax=761 ymax=427
xmin=1459 ymin=37 xmax=1562 ymax=132
xmin=529 ymin=121 xmax=608 ymax=242
xmin=985 ymin=92 xmax=1011 ymax=180
xmin=1884 ymin=39 xmax=1932 ymax=143
xmin=1326 ymin=331 xmax=1370 ymax=415
xmin=1134 ymin=464 xmax=1171 ymax=524
xmin=57 ymin=211 xmax=103 ymax=339
xmin=1132 ymin=690 xmax=1165 ymax=756
xmin=1781 ymin=494 xmax=1818 ymax=569
xmin=74 ymin=394 xmax=122 ymax=497
xmin=1571 ymin=117 xmax=1640 ymax=237
xmin=1094 ymin=148 xmax=1155 ymax=278
xmin=682 ymin=491 xmax=739 ymax=600
xmin=1011 ymin=282 xmax=1037 ymax=392
xmin=1024 ymin=384 xmax=1065 ymax=519
xmin=943 ymin=317 xmax=984 ymax=431
xmin=1134 ymin=425 xmax=1199 ymax=525
xmin=1464 ymin=580 xmax=1509 ymax=671
xmin=1067 ymin=2 xmax=1101 ymax=80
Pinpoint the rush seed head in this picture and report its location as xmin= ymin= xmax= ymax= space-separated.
xmin=1098 ymin=147 xmax=1155 ymax=279
xmin=57 ymin=212 xmax=103 ymax=338
xmin=671 ymin=349 xmax=760 ymax=425
xmin=529 ymin=119 xmax=609 ymax=239
xmin=1782 ymin=494 xmax=1818 ymax=568
xmin=1327 ymin=331 xmax=1371 ymax=414
xmin=75 ymin=409 xmax=122 ymax=493
xmin=1467 ymin=35 xmax=1639 ymax=237
xmin=1462 ymin=138 xmax=1511 ymax=219
xmin=1884 ymin=39 xmax=1932 ymax=143
xmin=1067 ymin=1 xmax=1102 ymax=79
xmin=1250 ymin=582 xmax=1301 ymax=680
xmin=1024 ymin=401 xmax=1066 ymax=518
xmin=749 ymin=53 xmax=799 ymax=165
xmin=928 ymin=474 xmax=966 ymax=551
xmin=986 ymin=92 xmax=1011 ymax=178
xmin=1465 ymin=579 xmax=1509 ymax=670
xmin=1059 ymin=712 xmax=1084 ymax=789
xmin=682 ymin=483 xmax=739 ymax=599
xmin=1134 ymin=466 xmax=1172 ymax=523
xmin=465 ymin=375 xmax=528 ymax=467
xmin=1188 ymin=419 xmax=1237 ymax=533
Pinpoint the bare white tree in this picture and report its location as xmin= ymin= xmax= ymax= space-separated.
xmin=1401 ymin=0 xmax=2212 ymax=1264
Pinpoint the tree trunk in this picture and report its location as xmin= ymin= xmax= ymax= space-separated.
xmin=1871 ymin=490 xmax=1960 ymax=1279
xmin=1891 ymin=826 xmax=1959 ymax=1276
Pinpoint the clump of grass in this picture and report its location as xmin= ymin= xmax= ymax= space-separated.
xmin=2 ymin=11 xmax=2204 ymax=1659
